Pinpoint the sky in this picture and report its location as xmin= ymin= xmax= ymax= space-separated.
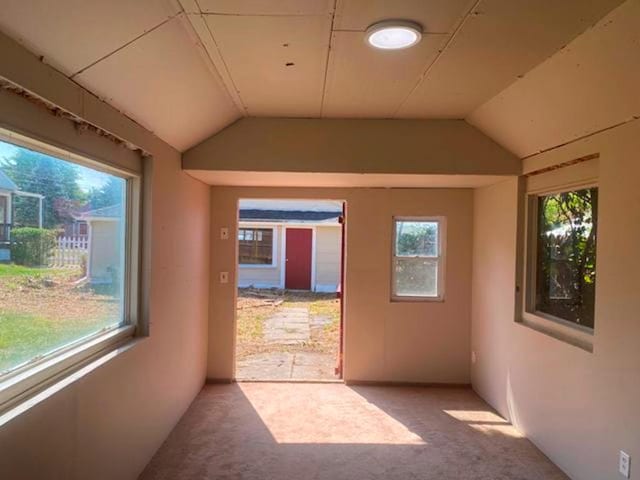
xmin=0 ymin=139 xmax=110 ymax=192
xmin=239 ymin=199 xmax=343 ymax=212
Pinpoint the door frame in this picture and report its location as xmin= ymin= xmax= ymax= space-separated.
xmin=281 ymin=225 xmax=316 ymax=291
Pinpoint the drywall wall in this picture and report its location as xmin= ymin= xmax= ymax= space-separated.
xmin=183 ymin=117 xmax=520 ymax=177
xmin=471 ymin=118 xmax=640 ymax=480
xmin=210 ymin=187 xmax=473 ymax=383
xmin=0 ymin=34 xmax=210 ymax=480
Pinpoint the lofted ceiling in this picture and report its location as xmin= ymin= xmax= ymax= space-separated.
xmin=468 ymin=0 xmax=640 ymax=158
xmin=0 ymin=0 xmax=630 ymax=153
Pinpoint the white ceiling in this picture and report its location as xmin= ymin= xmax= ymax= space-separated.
xmin=0 ymin=0 xmax=631 ymax=154
xmin=468 ymin=0 xmax=640 ymax=158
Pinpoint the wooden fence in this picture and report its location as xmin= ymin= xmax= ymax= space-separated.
xmin=49 ymin=235 xmax=89 ymax=268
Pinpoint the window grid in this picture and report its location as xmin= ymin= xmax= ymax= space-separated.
xmin=391 ymin=217 xmax=445 ymax=301
xmin=238 ymin=227 xmax=274 ymax=266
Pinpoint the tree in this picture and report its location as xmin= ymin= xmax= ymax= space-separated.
xmin=537 ymin=188 xmax=597 ymax=327
xmin=396 ymin=222 xmax=437 ymax=256
xmin=88 ymin=176 xmax=124 ymax=210
xmin=0 ymin=148 xmax=85 ymax=228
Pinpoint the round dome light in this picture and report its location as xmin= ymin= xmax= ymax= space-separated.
xmin=365 ymin=20 xmax=422 ymax=50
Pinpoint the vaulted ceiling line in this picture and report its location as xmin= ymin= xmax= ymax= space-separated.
xmin=392 ymin=0 xmax=481 ymax=118
xmin=319 ymin=0 xmax=338 ymax=117
xmin=70 ymin=13 xmax=182 ymax=79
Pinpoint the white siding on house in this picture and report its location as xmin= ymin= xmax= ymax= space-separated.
xmin=315 ymin=225 xmax=341 ymax=292
xmin=237 ymin=223 xmax=342 ymax=291
xmin=88 ymin=220 xmax=122 ymax=282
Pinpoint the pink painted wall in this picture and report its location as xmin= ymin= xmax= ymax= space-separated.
xmin=209 ymin=187 xmax=473 ymax=384
xmin=0 ymin=51 xmax=211 ymax=479
xmin=471 ymin=119 xmax=640 ymax=480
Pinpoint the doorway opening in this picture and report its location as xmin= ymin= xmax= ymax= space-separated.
xmin=235 ymin=199 xmax=346 ymax=381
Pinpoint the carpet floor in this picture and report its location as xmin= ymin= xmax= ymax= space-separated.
xmin=139 ymin=383 xmax=568 ymax=480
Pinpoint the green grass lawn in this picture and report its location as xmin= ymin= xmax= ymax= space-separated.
xmin=0 ymin=263 xmax=70 ymax=277
xmin=0 ymin=263 xmax=119 ymax=374
xmin=0 ymin=312 xmax=111 ymax=373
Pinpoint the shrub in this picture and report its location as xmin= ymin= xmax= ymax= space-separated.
xmin=10 ymin=227 xmax=57 ymax=266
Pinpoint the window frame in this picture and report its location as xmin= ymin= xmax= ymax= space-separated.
xmin=237 ymin=225 xmax=277 ymax=268
xmin=391 ymin=216 xmax=446 ymax=302
xmin=0 ymin=129 xmax=142 ymax=416
xmin=523 ymin=185 xmax=598 ymax=334
xmin=517 ymin=160 xmax=599 ymax=353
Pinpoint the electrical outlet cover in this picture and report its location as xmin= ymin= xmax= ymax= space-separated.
xmin=619 ymin=451 xmax=630 ymax=478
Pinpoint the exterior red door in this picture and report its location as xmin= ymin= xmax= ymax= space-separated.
xmin=285 ymin=228 xmax=312 ymax=290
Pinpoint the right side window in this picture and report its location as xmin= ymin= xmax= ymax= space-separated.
xmin=527 ymin=187 xmax=598 ymax=330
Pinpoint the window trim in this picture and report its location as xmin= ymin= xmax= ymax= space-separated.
xmin=518 ymin=173 xmax=598 ymax=352
xmin=237 ymin=225 xmax=277 ymax=268
xmin=391 ymin=216 xmax=446 ymax=302
xmin=0 ymin=128 xmax=142 ymax=417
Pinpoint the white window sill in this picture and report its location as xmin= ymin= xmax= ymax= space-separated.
xmin=0 ymin=326 xmax=140 ymax=427
xmin=238 ymin=263 xmax=277 ymax=269
xmin=518 ymin=311 xmax=594 ymax=352
xmin=391 ymin=295 xmax=445 ymax=303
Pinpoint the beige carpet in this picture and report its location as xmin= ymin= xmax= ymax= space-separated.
xmin=140 ymin=383 xmax=568 ymax=480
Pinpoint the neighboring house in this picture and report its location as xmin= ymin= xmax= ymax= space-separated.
xmin=238 ymin=204 xmax=343 ymax=292
xmin=77 ymin=204 xmax=123 ymax=283
xmin=0 ymin=168 xmax=43 ymax=262
xmin=61 ymin=219 xmax=88 ymax=237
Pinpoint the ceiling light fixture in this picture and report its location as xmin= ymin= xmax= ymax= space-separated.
xmin=365 ymin=20 xmax=422 ymax=50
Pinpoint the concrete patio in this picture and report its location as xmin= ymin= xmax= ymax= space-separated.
xmin=236 ymin=304 xmax=338 ymax=381
xmin=236 ymin=351 xmax=336 ymax=380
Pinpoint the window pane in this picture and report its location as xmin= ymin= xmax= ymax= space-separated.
xmin=0 ymin=140 xmax=127 ymax=374
xmin=394 ymin=258 xmax=438 ymax=297
xmin=395 ymin=221 xmax=438 ymax=257
xmin=238 ymin=228 xmax=273 ymax=265
xmin=535 ymin=188 xmax=597 ymax=328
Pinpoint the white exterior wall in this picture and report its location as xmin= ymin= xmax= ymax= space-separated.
xmin=88 ymin=220 xmax=121 ymax=282
xmin=314 ymin=225 xmax=341 ymax=292
xmin=0 ymin=191 xmax=11 ymax=261
xmin=237 ymin=222 xmax=341 ymax=292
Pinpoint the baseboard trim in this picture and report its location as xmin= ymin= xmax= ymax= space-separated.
xmin=205 ymin=378 xmax=471 ymax=389
xmin=235 ymin=378 xmax=343 ymax=384
xmin=344 ymin=380 xmax=471 ymax=389
xmin=205 ymin=378 xmax=234 ymax=384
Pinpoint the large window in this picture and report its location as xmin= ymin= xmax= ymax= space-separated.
xmin=0 ymin=136 xmax=138 ymax=394
xmin=238 ymin=228 xmax=274 ymax=265
xmin=527 ymin=187 xmax=598 ymax=329
xmin=392 ymin=218 xmax=445 ymax=301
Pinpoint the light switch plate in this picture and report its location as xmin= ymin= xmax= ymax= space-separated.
xmin=219 ymin=272 xmax=229 ymax=284
xmin=220 ymin=227 xmax=229 ymax=240
xmin=619 ymin=451 xmax=630 ymax=478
